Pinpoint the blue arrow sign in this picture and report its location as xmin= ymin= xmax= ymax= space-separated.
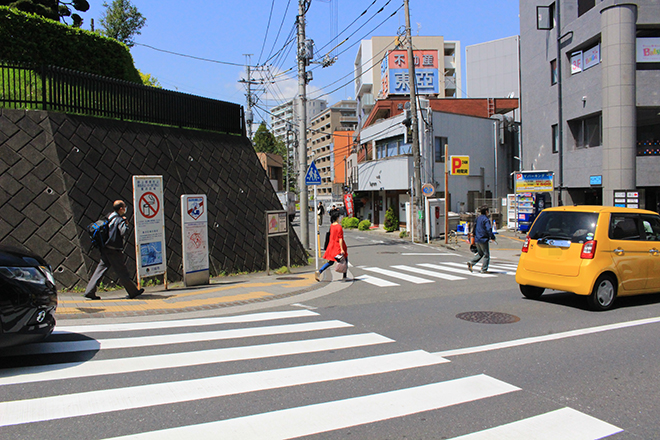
xmin=305 ymin=161 xmax=322 ymax=186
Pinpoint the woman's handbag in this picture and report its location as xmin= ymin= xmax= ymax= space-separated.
xmin=334 ymin=257 xmax=348 ymax=274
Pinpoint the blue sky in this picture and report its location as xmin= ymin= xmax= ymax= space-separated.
xmin=86 ymin=0 xmax=520 ymax=126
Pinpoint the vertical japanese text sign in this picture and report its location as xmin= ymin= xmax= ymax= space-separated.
xmin=181 ymin=194 xmax=210 ymax=286
xmin=133 ymin=176 xmax=167 ymax=280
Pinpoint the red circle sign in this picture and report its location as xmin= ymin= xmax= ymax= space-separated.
xmin=139 ymin=192 xmax=160 ymax=219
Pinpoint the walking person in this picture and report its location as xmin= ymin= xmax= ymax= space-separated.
xmin=467 ymin=205 xmax=496 ymax=274
xmin=84 ymin=200 xmax=144 ymax=300
xmin=317 ymin=201 xmax=325 ymax=226
xmin=315 ymin=211 xmax=348 ymax=281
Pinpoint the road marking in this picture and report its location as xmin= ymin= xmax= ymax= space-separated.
xmin=363 ymin=267 xmax=434 ymax=284
xmin=392 ymin=265 xmax=465 ymax=281
xmin=355 ymin=275 xmax=399 ymax=287
xmin=401 ymin=253 xmax=456 ymax=256
xmin=0 ymin=350 xmax=449 ymax=427
xmin=442 ymin=262 xmax=516 ymax=275
xmin=0 ymin=321 xmax=353 ymax=356
xmin=0 ymin=333 xmax=394 ymax=386
xmin=436 ymin=315 xmax=660 ymax=357
xmin=447 ymin=407 xmax=622 ymax=440
xmin=55 ymin=310 xmax=319 ymax=334
xmin=418 ymin=263 xmax=497 ymax=277
xmin=101 ymin=375 xmax=518 ymax=440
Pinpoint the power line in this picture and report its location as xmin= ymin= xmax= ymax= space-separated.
xmin=133 ymin=43 xmax=249 ymax=67
xmin=257 ymin=0 xmax=277 ymax=64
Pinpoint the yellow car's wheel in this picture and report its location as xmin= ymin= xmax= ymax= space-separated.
xmin=588 ymin=274 xmax=617 ymax=311
xmin=519 ymin=284 xmax=544 ymax=299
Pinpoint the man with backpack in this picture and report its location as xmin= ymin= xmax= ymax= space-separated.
xmin=466 ymin=205 xmax=497 ymax=274
xmin=84 ymin=200 xmax=144 ymax=300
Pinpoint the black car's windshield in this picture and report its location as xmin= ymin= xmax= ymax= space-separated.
xmin=529 ymin=211 xmax=599 ymax=243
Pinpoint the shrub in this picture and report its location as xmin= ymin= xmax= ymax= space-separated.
xmin=358 ymin=219 xmax=371 ymax=231
xmin=399 ymin=230 xmax=409 ymax=239
xmin=342 ymin=217 xmax=360 ymax=229
xmin=0 ymin=7 xmax=141 ymax=83
xmin=384 ymin=206 xmax=399 ymax=232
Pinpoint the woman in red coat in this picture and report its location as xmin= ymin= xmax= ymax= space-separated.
xmin=315 ymin=211 xmax=348 ymax=281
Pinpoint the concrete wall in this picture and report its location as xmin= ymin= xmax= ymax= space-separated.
xmin=0 ymin=109 xmax=307 ymax=289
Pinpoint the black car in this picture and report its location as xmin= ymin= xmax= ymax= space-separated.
xmin=0 ymin=244 xmax=58 ymax=348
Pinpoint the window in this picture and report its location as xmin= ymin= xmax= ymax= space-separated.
xmin=550 ymin=59 xmax=557 ymax=85
xmin=435 ymin=137 xmax=447 ymax=162
xmin=552 ymin=124 xmax=559 ymax=153
xmin=375 ymin=136 xmax=407 ymax=159
xmin=610 ymin=215 xmax=641 ymax=240
xmin=578 ymin=0 xmax=596 ymax=17
xmin=569 ymin=114 xmax=601 ymax=149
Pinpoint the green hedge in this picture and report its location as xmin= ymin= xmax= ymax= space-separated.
xmin=0 ymin=6 xmax=140 ymax=83
xmin=358 ymin=219 xmax=371 ymax=231
xmin=342 ymin=217 xmax=360 ymax=229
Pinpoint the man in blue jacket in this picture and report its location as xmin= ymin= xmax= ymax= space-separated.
xmin=84 ymin=200 xmax=144 ymax=300
xmin=467 ymin=205 xmax=496 ymax=274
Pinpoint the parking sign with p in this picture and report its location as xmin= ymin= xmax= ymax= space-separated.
xmin=450 ymin=156 xmax=470 ymax=175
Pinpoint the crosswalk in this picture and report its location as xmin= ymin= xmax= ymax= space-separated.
xmin=0 ymin=310 xmax=622 ymax=439
xmin=355 ymin=260 xmax=518 ymax=287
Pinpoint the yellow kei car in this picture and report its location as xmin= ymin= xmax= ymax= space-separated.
xmin=515 ymin=205 xmax=660 ymax=311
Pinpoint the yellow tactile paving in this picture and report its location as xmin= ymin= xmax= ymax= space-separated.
xmin=56 ymin=272 xmax=319 ymax=316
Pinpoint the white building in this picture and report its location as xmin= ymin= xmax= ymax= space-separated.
xmin=271 ymin=98 xmax=327 ymax=141
xmin=354 ymin=36 xmax=461 ymax=133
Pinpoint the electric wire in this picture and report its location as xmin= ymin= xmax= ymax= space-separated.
xmin=133 ymin=43 xmax=249 ymax=67
xmin=257 ymin=0 xmax=278 ymax=65
xmin=263 ymin=0 xmax=294 ymax=65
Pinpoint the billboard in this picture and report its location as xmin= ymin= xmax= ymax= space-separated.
xmin=380 ymin=50 xmax=440 ymax=97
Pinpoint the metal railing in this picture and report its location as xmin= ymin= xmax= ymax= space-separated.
xmin=0 ymin=61 xmax=244 ymax=135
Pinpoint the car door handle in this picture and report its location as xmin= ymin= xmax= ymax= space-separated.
xmin=613 ymin=248 xmax=625 ymax=256
xmin=650 ymin=248 xmax=660 ymax=256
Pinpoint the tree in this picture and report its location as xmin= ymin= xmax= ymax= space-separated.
xmin=0 ymin=0 xmax=90 ymax=26
xmin=99 ymin=0 xmax=146 ymax=48
xmin=384 ymin=206 xmax=399 ymax=232
xmin=138 ymin=70 xmax=161 ymax=88
xmin=253 ymin=122 xmax=285 ymax=156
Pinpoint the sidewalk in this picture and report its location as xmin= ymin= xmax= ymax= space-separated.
xmin=56 ymin=267 xmax=349 ymax=323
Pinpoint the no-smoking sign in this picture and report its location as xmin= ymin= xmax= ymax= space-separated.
xmin=139 ymin=192 xmax=160 ymax=219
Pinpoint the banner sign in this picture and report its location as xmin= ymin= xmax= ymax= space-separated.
xmin=515 ymin=171 xmax=554 ymax=193
xmin=450 ymin=156 xmax=470 ymax=175
xmin=133 ymin=176 xmax=167 ymax=278
xmin=583 ymin=44 xmax=600 ymax=70
xmin=571 ymin=51 xmax=583 ymax=74
xmin=637 ymin=38 xmax=660 ymax=63
xmin=181 ymin=194 xmax=209 ymax=286
xmin=379 ymin=49 xmax=440 ymax=97
xmin=344 ymin=193 xmax=355 ymax=217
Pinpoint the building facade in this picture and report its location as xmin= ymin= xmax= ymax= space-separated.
xmin=354 ymin=97 xmax=519 ymax=229
xmin=520 ymin=0 xmax=660 ymax=210
xmin=354 ymin=36 xmax=461 ymax=133
xmin=307 ymin=100 xmax=357 ymax=204
xmin=271 ymin=98 xmax=327 ymax=141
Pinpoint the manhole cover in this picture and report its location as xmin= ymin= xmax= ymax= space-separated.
xmin=456 ymin=311 xmax=520 ymax=324
xmin=276 ymin=276 xmax=304 ymax=280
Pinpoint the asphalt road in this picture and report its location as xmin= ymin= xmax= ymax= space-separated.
xmin=2 ymin=224 xmax=660 ymax=439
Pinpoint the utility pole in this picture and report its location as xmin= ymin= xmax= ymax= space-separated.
xmin=297 ymin=0 xmax=311 ymax=249
xmin=404 ymin=0 xmax=422 ymax=241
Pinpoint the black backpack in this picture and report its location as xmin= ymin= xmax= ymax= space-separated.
xmin=86 ymin=216 xmax=110 ymax=248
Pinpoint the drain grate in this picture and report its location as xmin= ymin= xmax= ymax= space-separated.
xmin=456 ymin=311 xmax=520 ymax=324
xmin=276 ymin=276 xmax=304 ymax=280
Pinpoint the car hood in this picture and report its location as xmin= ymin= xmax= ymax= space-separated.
xmin=0 ymin=244 xmax=48 ymax=267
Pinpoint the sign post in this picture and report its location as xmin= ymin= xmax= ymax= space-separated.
xmin=133 ymin=176 xmax=167 ymax=289
xmin=265 ymin=210 xmax=290 ymax=276
xmin=305 ymin=161 xmax=322 ymax=270
xmin=181 ymin=194 xmax=209 ymax=286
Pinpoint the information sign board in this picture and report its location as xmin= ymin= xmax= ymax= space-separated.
xmin=515 ymin=171 xmax=554 ymax=193
xmin=450 ymin=156 xmax=470 ymax=175
xmin=181 ymin=194 xmax=209 ymax=286
xmin=133 ymin=176 xmax=167 ymax=279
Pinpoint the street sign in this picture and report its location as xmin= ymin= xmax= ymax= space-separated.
xmin=421 ymin=183 xmax=435 ymax=197
xmin=450 ymin=156 xmax=470 ymax=175
xmin=305 ymin=161 xmax=322 ymax=186
xmin=133 ymin=176 xmax=167 ymax=281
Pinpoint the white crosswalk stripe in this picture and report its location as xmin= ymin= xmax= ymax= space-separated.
xmin=443 ymin=261 xmax=517 ymax=275
xmin=0 ymin=309 xmax=620 ymax=439
xmin=392 ymin=265 xmax=466 ymax=281
xmin=362 ymin=267 xmax=435 ymax=284
xmin=355 ymin=274 xmax=400 ymax=287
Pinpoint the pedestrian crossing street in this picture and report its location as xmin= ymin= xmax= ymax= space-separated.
xmin=354 ymin=260 xmax=518 ymax=288
xmin=0 ymin=310 xmax=622 ymax=439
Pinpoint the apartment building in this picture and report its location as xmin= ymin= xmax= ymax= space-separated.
xmin=271 ymin=98 xmax=327 ymax=141
xmin=354 ymin=36 xmax=461 ymax=133
xmin=307 ymin=100 xmax=357 ymax=203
